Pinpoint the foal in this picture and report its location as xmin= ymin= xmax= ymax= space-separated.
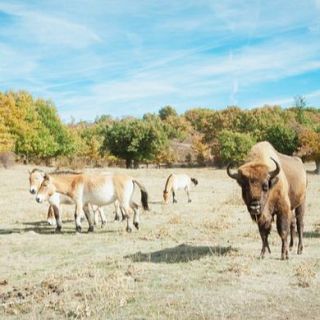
xmin=163 ymin=174 xmax=198 ymax=204
xmin=36 ymin=172 xmax=149 ymax=233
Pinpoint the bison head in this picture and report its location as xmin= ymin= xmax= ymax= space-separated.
xmin=227 ymin=158 xmax=280 ymax=217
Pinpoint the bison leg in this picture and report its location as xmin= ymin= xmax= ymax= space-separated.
xmin=258 ymin=222 xmax=272 ymax=259
xmin=295 ymin=202 xmax=305 ymax=255
xmin=289 ymin=214 xmax=296 ymax=251
xmin=276 ymin=211 xmax=290 ymax=260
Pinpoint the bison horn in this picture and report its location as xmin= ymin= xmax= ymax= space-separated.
xmin=269 ymin=158 xmax=280 ymax=178
xmin=227 ymin=162 xmax=239 ymax=180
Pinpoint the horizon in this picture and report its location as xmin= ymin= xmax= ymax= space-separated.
xmin=1 ymin=0 xmax=320 ymax=122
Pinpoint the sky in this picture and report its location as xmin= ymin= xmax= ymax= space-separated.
xmin=0 ymin=0 xmax=320 ymax=122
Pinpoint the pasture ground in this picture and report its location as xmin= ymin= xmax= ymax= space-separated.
xmin=0 ymin=165 xmax=319 ymax=319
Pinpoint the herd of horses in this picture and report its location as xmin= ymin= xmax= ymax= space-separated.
xmin=29 ymin=170 xmax=197 ymax=233
xmin=29 ymin=141 xmax=308 ymax=260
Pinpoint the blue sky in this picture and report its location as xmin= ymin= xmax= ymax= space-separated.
xmin=0 ymin=0 xmax=320 ymax=122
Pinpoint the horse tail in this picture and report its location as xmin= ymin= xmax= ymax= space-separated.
xmin=133 ymin=180 xmax=149 ymax=211
xmin=191 ymin=178 xmax=198 ymax=186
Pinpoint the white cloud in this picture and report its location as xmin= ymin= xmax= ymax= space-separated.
xmin=0 ymin=44 xmax=38 ymax=80
xmin=54 ymin=31 xmax=320 ymax=120
xmin=0 ymin=3 xmax=101 ymax=48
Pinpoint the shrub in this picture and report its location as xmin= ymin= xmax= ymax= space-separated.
xmin=264 ymin=124 xmax=298 ymax=155
xmin=217 ymin=130 xmax=256 ymax=163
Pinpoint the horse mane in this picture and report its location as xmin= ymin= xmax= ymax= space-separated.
xmin=50 ymin=170 xmax=82 ymax=176
xmin=164 ymin=174 xmax=174 ymax=192
xmin=30 ymin=168 xmax=45 ymax=174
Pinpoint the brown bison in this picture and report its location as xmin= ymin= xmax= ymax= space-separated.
xmin=227 ymin=141 xmax=307 ymax=260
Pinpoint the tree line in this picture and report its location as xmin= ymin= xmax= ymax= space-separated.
xmin=1 ymin=90 xmax=320 ymax=173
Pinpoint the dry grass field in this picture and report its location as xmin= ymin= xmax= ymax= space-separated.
xmin=0 ymin=165 xmax=319 ymax=319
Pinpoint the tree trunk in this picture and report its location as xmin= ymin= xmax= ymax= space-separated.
xmin=126 ymin=158 xmax=132 ymax=169
xmin=315 ymin=160 xmax=320 ymax=175
xmin=133 ymin=160 xmax=139 ymax=169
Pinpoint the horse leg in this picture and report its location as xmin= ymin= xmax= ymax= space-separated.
xmin=90 ymin=204 xmax=99 ymax=226
xmin=132 ymin=205 xmax=140 ymax=230
xmin=114 ymin=201 xmax=121 ymax=221
xmin=172 ymin=190 xmax=177 ymax=203
xmin=74 ymin=201 xmax=83 ymax=233
xmin=83 ymin=204 xmax=95 ymax=232
xmin=296 ymin=201 xmax=305 ymax=255
xmin=52 ymin=205 xmax=62 ymax=233
xmin=98 ymin=207 xmax=107 ymax=227
xmin=47 ymin=205 xmax=56 ymax=226
xmin=185 ymin=186 xmax=192 ymax=203
xmin=121 ymin=205 xmax=133 ymax=232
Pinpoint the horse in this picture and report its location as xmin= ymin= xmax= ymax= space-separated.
xmin=163 ymin=173 xmax=198 ymax=204
xmin=35 ymin=172 xmax=149 ymax=233
xmin=29 ymin=169 xmax=115 ymax=231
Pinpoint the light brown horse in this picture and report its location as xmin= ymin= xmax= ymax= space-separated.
xmin=36 ymin=172 xmax=149 ymax=233
xmin=29 ymin=169 xmax=115 ymax=231
xmin=163 ymin=174 xmax=198 ymax=204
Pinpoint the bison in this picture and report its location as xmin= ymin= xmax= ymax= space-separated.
xmin=227 ymin=141 xmax=307 ymax=260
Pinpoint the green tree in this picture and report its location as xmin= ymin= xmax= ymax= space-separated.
xmin=217 ymin=130 xmax=256 ymax=163
xmin=35 ymin=99 xmax=76 ymax=159
xmin=264 ymin=124 xmax=298 ymax=155
xmin=0 ymin=91 xmax=76 ymax=163
xmin=102 ymin=118 xmax=168 ymax=168
xmin=298 ymin=127 xmax=320 ymax=174
xmin=184 ymin=108 xmax=215 ymax=133
xmin=294 ymin=95 xmax=307 ymax=124
xmin=159 ymin=105 xmax=178 ymax=120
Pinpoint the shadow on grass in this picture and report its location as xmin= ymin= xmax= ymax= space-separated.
xmin=148 ymin=201 xmax=164 ymax=205
xmin=22 ymin=220 xmax=74 ymax=226
xmin=0 ymin=220 xmax=123 ymax=235
xmin=304 ymin=231 xmax=320 ymax=238
xmin=306 ymin=169 xmax=319 ymax=175
xmin=0 ymin=220 xmax=75 ymax=235
xmin=125 ymin=243 xmax=236 ymax=263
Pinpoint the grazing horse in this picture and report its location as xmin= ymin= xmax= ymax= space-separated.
xmin=29 ymin=169 xmax=111 ymax=231
xmin=36 ymin=172 xmax=149 ymax=233
xmin=163 ymin=174 xmax=198 ymax=204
